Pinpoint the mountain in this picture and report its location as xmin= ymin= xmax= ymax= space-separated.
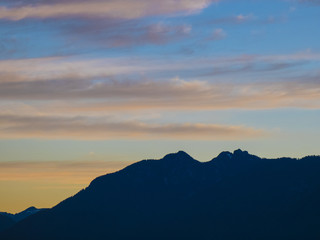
xmin=0 ymin=207 xmax=44 ymax=232
xmin=0 ymin=215 xmax=15 ymax=233
xmin=0 ymin=207 xmax=42 ymax=223
xmin=1 ymin=150 xmax=320 ymax=240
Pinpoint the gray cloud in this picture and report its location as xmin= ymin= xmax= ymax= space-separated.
xmin=0 ymin=72 xmax=319 ymax=110
xmin=0 ymin=52 xmax=317 ymax=83
xmin=201 ymin=61 xmax=303 ymax=76
xmin=0 ymin=53 xmax=319 ymax=115
xmin=63 ymin=20 xmax=192 ymax=48
xmin=0 ymin=77 xmax=213 ymax=101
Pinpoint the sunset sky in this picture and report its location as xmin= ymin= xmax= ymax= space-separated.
xmin=0 ymin=0 xmax=320 ymax=213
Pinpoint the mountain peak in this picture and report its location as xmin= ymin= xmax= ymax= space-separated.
xmin=211 ymin=149 xmax=256 ymax=164
xmin=24 ymin=206 xmax=37 ymax=212
xmin=0 ymin=206 xmax=42 ymax=225
xmin=216 ymin=151 xmax=233 ymax=159
xmin=233 ymin=149 xmax=249 ymax=156
xmin=162 ymin=151 xmax=195 ymax=162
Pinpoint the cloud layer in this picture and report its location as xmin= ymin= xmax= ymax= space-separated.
xmin=0 ymin=51 xmax=319 ymax=140
xmin=0 ymin=52 xmax=319 ymax=112
xmin=0 ymin=114 xmax=264 ymax=140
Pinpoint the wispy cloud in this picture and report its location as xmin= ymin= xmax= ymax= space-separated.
xmin=0 ymin=114 xmax=264 ymax=140
xmin=1 ymin=75 xmax=320 ymax=111
xmin=207 ymin=13 xmax=287 ymax=26
xmin=0 ymin=0 xmax=214 ymax=21
xmin=0 ymin=77 xmax=211 ymax=100
xmin=0 ymin=52 xmax=319 ymax=111
xmin=1 ymin=51 xmax=319 ymax=82
xmin=298 ymin=0 xmax=320 ymax=5
xmin=63 ymin=20 xmax=193 ymax=48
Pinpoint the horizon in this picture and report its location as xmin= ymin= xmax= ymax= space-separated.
xmin=1 ymin=0 xmax=320 ymax=213
xmin=2 ymin=148 xmax=320 ymax=214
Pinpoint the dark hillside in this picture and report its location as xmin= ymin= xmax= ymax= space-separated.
xmin=2 ymin=150 xmax=320 ymax=240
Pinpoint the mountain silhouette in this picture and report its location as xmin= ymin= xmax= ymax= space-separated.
xmin=0 ymin=207 xmax=43 ymax=223
xmin=1 ymin=150 xmax=320 ymax=240
xmin=0 ymin=215 xmax=15 ymax=233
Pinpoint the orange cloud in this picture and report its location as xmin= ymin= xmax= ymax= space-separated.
xmin=0 ymin=0 xmax=213 ymax=21
xmin=0 ymin=75 xmax=319 ymax=111
xmin=0 ymin=114 xmax=265 ymax=140
xmin=0 ymin=52 xmax=319 ymax=83
xmin=0 ymin=52 xmax=319 ymax=112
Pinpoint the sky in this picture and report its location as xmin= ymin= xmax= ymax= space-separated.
xmin=0 ymin=0 xmax=319 ymax=213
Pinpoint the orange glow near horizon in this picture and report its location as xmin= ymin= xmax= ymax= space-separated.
xmin=0 ymin=160 xmax=133 ymax=213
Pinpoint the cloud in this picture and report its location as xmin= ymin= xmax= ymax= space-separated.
xmin=298 ymin=0 xmax=320 ymax=5
xmin=207 ymin=13 xmax=288 ymax=26
xmin=0 ymin=0 xmax=205 ymax=51
xmin=0 ymin=52 xmax=319 ymax=113
xmin=0 ymin=114 xmax=265 ymax=140
xmin=201 ymin=61 xmax=302 ymax=76
xmin=0 ymin=0 xmax=214 ymax=21
xmin=1 ymin=69 xmax=319 ymax=108
xmin=2 ymin=76 xmax=320 ymax=110
xmin=64 ymin=20 xmax=193 ymax=48
xmin=0 ymin=77 xmax=212 ymax=101
xmin=58 ymin=77 xmax=320 ymax=111
xmin=0 ymin=56 xmax=155 ymax=82
xmin=1 ymin=51 xmax=318 ymax=83
xmin=3 ymin=76 xmax=316 ymax=115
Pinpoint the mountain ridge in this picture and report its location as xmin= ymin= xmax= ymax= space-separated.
xmin=0 ymin=206 xmax=45 ymax=233
xmin=0 ymin=207 xmax=42 ymax=222
xmin=1 ymin=149 xmax=320 ymax=240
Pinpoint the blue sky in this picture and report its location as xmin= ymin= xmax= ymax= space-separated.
xmin=0 ymin=0 xmax=319 ymax=212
